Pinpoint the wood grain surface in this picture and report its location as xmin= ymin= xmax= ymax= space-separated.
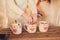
xmin=0 ymin=26 xmax=60 ymax=40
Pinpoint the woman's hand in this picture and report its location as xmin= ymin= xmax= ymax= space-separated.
xmin=23 ymin=13 xmax=32 ymax=24
xmin=23 ymin=13 xmax=37 ymax=24
xmin=31 ymin=14 xmax=37 ymax=24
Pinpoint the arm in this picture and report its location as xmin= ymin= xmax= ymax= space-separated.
xmin=28 ymin=0 xmax=37 ymax=14
xmin=28 ymin=0 xmax=37 ymax=23
xmin=6 ymin=0 xmax=25 ymax=16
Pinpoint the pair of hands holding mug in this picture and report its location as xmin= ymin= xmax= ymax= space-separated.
xmin=23 ymin=13 xmax=37 ymax=24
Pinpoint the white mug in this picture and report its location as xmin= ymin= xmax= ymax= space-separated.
xmin=39 ymin=21 xmax=49 ymax=32
xmin=10 ymin=23 xmax=22 ymax=35
xmin=24 ymin=24 xmax=37 ymax=33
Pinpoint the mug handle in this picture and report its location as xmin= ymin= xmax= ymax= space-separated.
xmin=18 ymin=23 xmax=22 ymax=28
xmin=9 ymin=25 xmax=13 ymax=32
xmin=23 ymin=25 xmax=28 ymax=31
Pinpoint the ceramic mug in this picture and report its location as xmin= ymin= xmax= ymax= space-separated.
xmin=10 ymin=23 xmax=22 ymax=35
xmin=39 ymin=21 xmax=49 ymax=32
xmin=24 ymin=24 xmax=37 ymax=33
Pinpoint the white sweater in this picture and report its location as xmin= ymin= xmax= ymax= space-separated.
xmin=5 ymin=0 xmax=37 ymax=24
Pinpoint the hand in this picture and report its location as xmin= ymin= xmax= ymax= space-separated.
xmin=23 ymin=13 xmax=32 ymax=24
xmin=31 ymin=14 xmax=37 ymax=24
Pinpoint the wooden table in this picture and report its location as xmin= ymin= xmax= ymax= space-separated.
xmin=0 ymin=26 xmax=60 ymax=40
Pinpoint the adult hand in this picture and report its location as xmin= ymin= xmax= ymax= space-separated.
xmin=23 ymin=13 xmax=37 ymax=24
xmin=31 ymin=14 xmax=37 ymax=24
xmin=23 ymin=13 xmax=32 ymax=24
